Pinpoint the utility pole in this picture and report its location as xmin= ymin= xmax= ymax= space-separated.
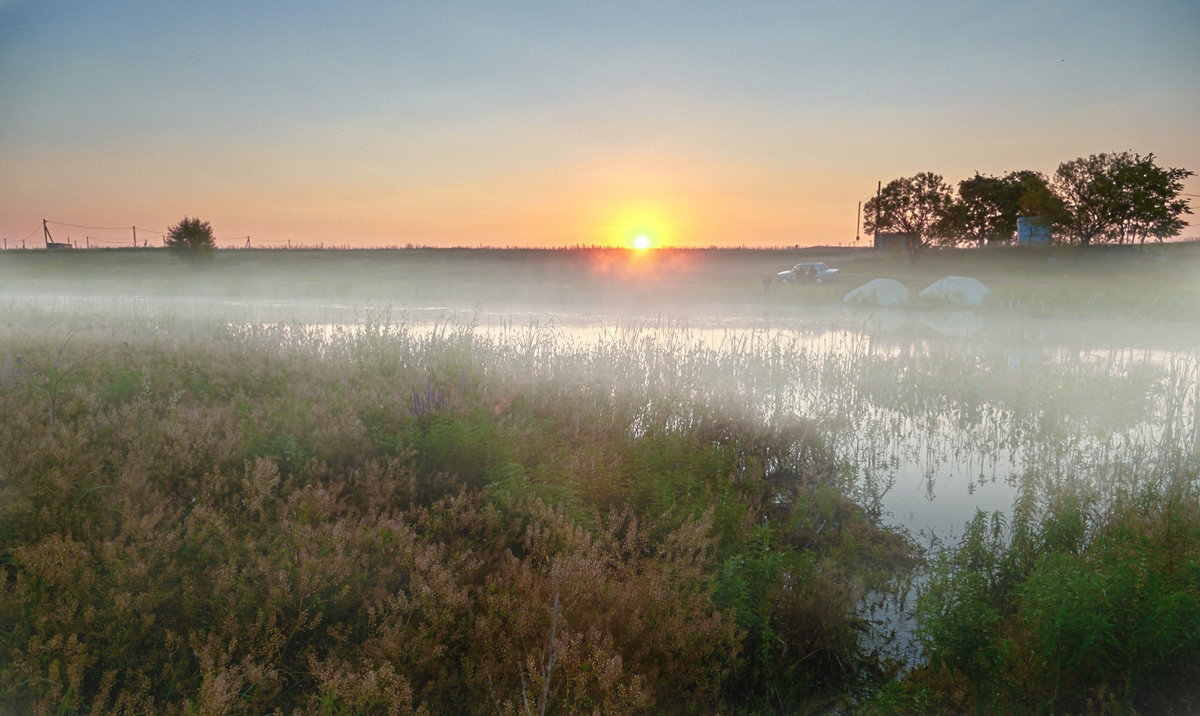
xmin=856 ymin=201 xmax=861 ymax=243
xmin=873 ymin=181 xmax=881 ymax=249
xmin=133 ymin=226 xmax=137 ymax=247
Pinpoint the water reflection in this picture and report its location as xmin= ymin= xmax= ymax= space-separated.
xmin=288 ymin=304 xmax=1195 ymax=537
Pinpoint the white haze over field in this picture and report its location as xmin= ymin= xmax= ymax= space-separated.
xmin=2 ymin=246 xmax=1197 ymax=543
xmin=4 ymin=293 xmax=1195 ymax=539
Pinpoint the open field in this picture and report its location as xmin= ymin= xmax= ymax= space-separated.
xmin=3 ymin=242 xmax=1199 ymax=323
xmin=2 ymin=245 xmax=1198 ymax=713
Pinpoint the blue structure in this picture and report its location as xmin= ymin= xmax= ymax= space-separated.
xmin=1017 ymin=216 xmax=1052 ymax=245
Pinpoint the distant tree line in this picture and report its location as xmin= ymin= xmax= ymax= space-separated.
xmin=864 ymin=151 xmax=1194 ymax=252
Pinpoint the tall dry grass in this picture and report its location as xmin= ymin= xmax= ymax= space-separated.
xmin=0 ymin=313 xmax=913 ymax=714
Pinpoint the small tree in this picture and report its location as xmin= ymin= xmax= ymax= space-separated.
xmin=166 ymin=216 xmax=216 ymax=260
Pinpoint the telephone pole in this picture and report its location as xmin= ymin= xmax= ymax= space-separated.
xmin=855 ymin=201 xmax=861 ymax=243
xmin=873 ymin=181 xmax=881 ymax=248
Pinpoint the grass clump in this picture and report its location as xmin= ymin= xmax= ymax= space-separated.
xmin=0 ymin=315 xmax=914 ymax=714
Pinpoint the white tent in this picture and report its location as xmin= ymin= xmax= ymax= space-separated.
xmin=843 ymin=278 xmax=910 ymax=307
xmin=919 ymin=276 xmax=991 ymax=307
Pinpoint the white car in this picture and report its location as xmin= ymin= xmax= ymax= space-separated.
xmin=776 ymin=262 xmax=840 ymax=284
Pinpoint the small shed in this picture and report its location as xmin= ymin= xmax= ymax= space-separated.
xmin=1017 ymin=216 xmax=1052 ymax=246
xmin=874 ymin=232 xmax=912 ymax=252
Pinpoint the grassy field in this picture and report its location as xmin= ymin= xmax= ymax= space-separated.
xmin=1 ymin=244 xmax=1198 ymax=713
xmin=3 ymin=242 xmax=1199 ymax=321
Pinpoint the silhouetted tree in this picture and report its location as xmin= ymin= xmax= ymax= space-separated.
xmin=165 ymin=216 xmax=216 ymax=262
xmin=1054 ymin=152 xmax=1193 ymax=246
xmin=1015 ymin=172 xmax=1067 ymax=227
xmin=863 ymin=172 xmax=955 ymax=255
xmin=948 ymin=171 xmax=1064 ymax=246
xmin=951 ymin=173 xmax=1018 ymax=246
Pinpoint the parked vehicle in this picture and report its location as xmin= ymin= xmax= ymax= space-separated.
xmin=776 ymin=261 xmax=840 ymax=283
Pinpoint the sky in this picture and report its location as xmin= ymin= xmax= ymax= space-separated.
xmin=1 ymin=1 xmax=1198 ymax=249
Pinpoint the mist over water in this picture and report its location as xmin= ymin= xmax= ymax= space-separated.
xmin=4 ymin=247 xmax=1195 ymax=539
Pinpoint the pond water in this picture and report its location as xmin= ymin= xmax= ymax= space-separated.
xmin=232 ymin=301 xmax=1196 ymax=543
xmin=462 ymin=305 xmax=1199 ymax=539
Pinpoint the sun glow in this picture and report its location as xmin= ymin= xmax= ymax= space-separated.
xmin=609 ymin=203 xmax=672 ymax=249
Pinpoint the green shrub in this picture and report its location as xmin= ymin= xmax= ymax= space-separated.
xmin=899 ymin=478 xmax=1200 ymax=714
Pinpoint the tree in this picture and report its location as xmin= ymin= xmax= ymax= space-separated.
xmin=166 ymin=216 xmax=216 ymax=257
xmin=1015 ymin=172 xmax=1067 ymax=226
xmin=1110 ymin=153 xmax=1194 ymax=245
xmin=950 ymin=171 xmax=1063 ymax=247
xmin=1054 ymin=152 xmax=1193 ymax=246
xmin=863 ymin=172 xmax=956 ymax=255
xmin=953 ymin=173 xmax=1020 ymax=246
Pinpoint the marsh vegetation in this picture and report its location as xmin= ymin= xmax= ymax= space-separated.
xmin=1 ymin=245 xmax=1197 ymax=713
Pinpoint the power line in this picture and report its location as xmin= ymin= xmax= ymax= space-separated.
xmin=85 ymin=236 xmax=141 ymax=244
xmin=45 ymin=219 xmax=134 ymax=231
xmin=43 ymin=218 xmax=250 ymax=242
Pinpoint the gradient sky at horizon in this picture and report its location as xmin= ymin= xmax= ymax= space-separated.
xmin=2 ymin=1 xmax=1197 ymax=248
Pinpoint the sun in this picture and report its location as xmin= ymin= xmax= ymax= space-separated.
xmin=602 ymin=200 xmax=674 ymax=249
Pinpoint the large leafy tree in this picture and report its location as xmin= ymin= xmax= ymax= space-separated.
xmin=863 ymin=172 xmax=956 ymax=254
xmin=1110 ymin=153 xmax=1194 ymax=244
xmin=953 ymin=173 xmax=1021 ymax=246
xmin=950 ymin=171 xmax=1064 ymax=246
xmin=1054 ymin=152 xmax=1193 ymax=246
xmin=1015 ymin=171 xmax=1067 ymax=225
